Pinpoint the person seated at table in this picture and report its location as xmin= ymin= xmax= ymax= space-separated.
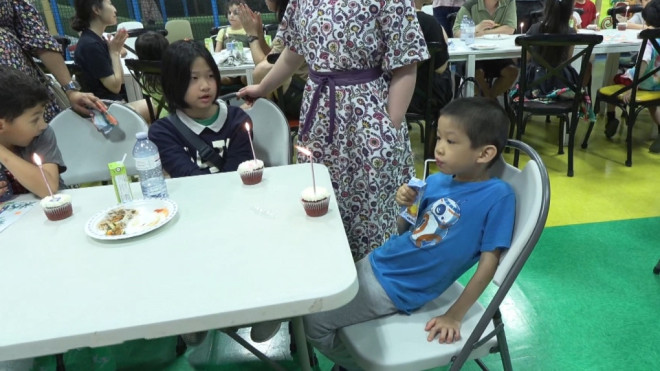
xmin=303 ymin=97 xmax=515 ymax=370
xmin=0 ymin=67 xmax=66 ymax=199
xmin=237 ymin=0 xmax=308 ymax=119
xmin=518 ymin=0 xmax=584 ymax=101
xmin=216 ymin=0 xmax=250 ymax=86
xmin=574 ymin=0 xmax=598 ymax=28
xmin=408 ymin=0 xmax=453 ymax=122
xmin=626 ymin=0 xmax=652 ymax=29
xmin=149 ymin=40 xmax=253 ymax=177
xmin=452 ymin=0 xmax=519 ymax=100
xmin=604 ymin=0 xmax=660 ymax=152
xmin=135 ymin=31 xmax=170 ymax=120
xmin=71 ymin=0 xmax=150 ymax=121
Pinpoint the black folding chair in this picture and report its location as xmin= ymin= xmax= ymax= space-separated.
xmin=510 ymin=33 xmax=602 ymax=177
xmin=124 ymin=59 xmax=166 ymax=123
xmin=591 ymin=28 xmax=660 ymax=167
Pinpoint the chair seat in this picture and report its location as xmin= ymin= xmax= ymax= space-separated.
xmin=338 ymin=282 xmax=496 ymax=371
xmin=599 ymin=84 xmax=660 ymax=103
xmin=511 ymin=98 xmax=574 ymax=114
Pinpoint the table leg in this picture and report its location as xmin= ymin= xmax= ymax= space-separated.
xmin=465 ymin=55 xmax=476 ymax=97
xmin=292 ymin=317 xmax=312 ymax=371
xmin=246 ymin=69 xmax=254 ymax=85
xmin=55 ymin=353 xmax=66 ymax=371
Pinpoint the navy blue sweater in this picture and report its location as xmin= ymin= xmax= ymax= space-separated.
xmin=148 ymin=102 xmax=253 ymax=178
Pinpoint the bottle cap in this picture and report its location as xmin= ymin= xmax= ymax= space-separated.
xmin=136 ymin=132 xmax=148 ymax=140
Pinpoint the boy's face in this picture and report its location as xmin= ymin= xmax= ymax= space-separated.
xmin=433 ymin=116 xmax=491 ymax=182
xmin=228 ymin=5 xmax=242 ymax=28
xmin=0 ymin=104 xmax=47 ymax=148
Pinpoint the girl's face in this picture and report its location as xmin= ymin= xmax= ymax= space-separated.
xmin=228 ymin=5 xmax=242 ymax=28
xmin=95 ymin=0 xmax=118 ymax=27
xmin=183 ymin=56 xmax=218 ymax=118
xmin=265 ymin=0 xmax=277 ymax=12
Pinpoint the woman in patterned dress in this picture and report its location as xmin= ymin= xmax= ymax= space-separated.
xmin=0 ymin=0 xmax=97 ymax=122
xmin=239 ymin=0 xmax=429 ymax=261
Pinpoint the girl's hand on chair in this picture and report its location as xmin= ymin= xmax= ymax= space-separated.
xmin=621 ymin=90 xmax=633 ymax=104
xmin=425 ymin=315 xmax=461 ymax=344
xmin=395 ymin=184 xmax=417 ymax=207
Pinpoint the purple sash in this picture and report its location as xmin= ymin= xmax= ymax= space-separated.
xmin=303 ymin=67 xmax=383 ymax=143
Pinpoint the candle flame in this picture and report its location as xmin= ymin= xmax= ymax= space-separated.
xmin=296 ymin=145 xmax=312 ymax=157
xmin=32 ymin=153 xmax=42 ymax=166
xmin=244 ymin=122 xmax=250 ymax=131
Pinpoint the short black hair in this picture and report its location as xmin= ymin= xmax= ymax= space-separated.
xmin=439 ymin=97 xmax=510 ymax=166
xmin=161 ymin=40 xmax=221 ymax=112
xmin=135 ymin=31 xmax=169 ymax=61
xmin=0 ymin=66 xmax=50 ymax=121
xmin=642 ymin=0 xmax=660 ymax=28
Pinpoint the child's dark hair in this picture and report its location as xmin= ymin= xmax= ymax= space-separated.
xmin=136 ymin=31 xmax=169 ymax=93
xmin=71 ymin=0 xmax=105 ymax=32
xmin=161 ymin=40 xmax=221 ymax=112
xmin=227 ymin=0 xmax=245 ymax=12
xmin=538 ymin=0 xmax=575 ymax=67
xmin=642 ymin=0 xmax=660 ymax=27
xmin=0 ymin=66 xmax=49 ymax=121
xmin=439 ymin=97 xmax=509 ymax=167
xmin=274 ymin=0 xmax=290 ymax=22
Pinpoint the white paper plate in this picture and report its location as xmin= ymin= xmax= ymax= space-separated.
xmin=86 ymin=199 xmax=178 ymax=240
xmin=481 ymin=34 xmax=515 ymax=40
xmin=469 ymin=44 xmax=498 ymax=50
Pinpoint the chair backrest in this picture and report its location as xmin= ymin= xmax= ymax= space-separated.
xmin=124 ymin=59 xmax=166 ymax=123
xmin=514 ymin=33 xmax=602 ymax=112
xmin=165 ymin=19 xmax=193 ymax=43
xmin=612 ymin=28 xmax=660 ymax=102
xmin=219 ymin=93 xmax=291 ymax=167
xmin=50 ymin=103 xmax=149 ymax=185
xmin=607 ymin=4 xmax=643 ymax=28
xmin=117 ymin=21 xmax=144 ymax=31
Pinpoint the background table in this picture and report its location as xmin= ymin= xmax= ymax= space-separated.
xmin=0 ymin=164 xmax=358 ymax=370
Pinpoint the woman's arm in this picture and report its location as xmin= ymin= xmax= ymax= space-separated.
xmin=388 ymin=63 xmax=418 ymax=130
xmin=99 ymin=29 xmax=128 ymax=94
xmin=37 ymin=50 xmax=98 ymax=115
xmin=238 ymin=48 xmax=304 ymax=99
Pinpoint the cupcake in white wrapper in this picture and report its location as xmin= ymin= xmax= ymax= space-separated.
xmin=238 ymin=159 xmax=264 ymax=185
xmin=301 ymin=186 xmax=330 ymax=217
xmin=40 ymin=194 xmax=73 ymax=221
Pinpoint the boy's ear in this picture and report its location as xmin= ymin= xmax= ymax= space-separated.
xmin=476 ymin=144 xmax=498 ymax=165
xmin=0 ymin=118 xmax=9 ymax=133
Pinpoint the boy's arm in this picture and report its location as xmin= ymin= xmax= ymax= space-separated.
xmin=424 ymin=249 xmax=501 ymax=343
xmin=0 ymin=145 xmax=60 ymax=198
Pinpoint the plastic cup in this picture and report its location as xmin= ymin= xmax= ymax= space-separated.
xmin=617 ymin=22 xmax=627 ymax=31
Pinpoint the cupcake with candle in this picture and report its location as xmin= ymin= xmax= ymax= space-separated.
xmin=238 ymin=159 xmax=264 ymax=185
xmin=301 ymin=186 xmax=330 ymax=217
xmin=40 ymin=194 xmax=73 ymax=221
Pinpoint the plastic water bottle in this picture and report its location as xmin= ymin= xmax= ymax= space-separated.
xmin=465 ymin=17 xmax=475 ymax=45
xmin=460 ymin=15 xmax=469 ymax=42
xmin=133 ymin=132 xmax=168 ymax=199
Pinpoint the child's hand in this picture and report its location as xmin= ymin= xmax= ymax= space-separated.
xmin=395 ymin=184 xmax=417 ymax=207
xmin=425 ymin=315 xmax=462 ymax=344
xmin=0 ymin=180 xmax=8 ymax=196
xmin=620 ymin=90 xmax=633 ymax=104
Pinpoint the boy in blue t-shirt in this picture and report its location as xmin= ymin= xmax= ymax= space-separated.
xmin=304 ymin=97 xmax=516 ymax=370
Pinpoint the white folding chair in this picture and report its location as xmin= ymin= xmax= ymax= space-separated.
xmin=338 ymin=139 xmax=551 ymax=371
xmin=220 ymin=93 xmax=291 ymax=167
xmin=165 ymin=19 xmax=194 ymax=43
xmin=50 ymin=103 xmax=149 ymax=185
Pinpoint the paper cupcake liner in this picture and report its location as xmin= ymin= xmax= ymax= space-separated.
xmin=302 ymin=197 xmax=329 ymax=217
xmin=240 ymin=168 xmax=263 ymax=185
xmin=43 ymin=203 xmax=73 ymax=221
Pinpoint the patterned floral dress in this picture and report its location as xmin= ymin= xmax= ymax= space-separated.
xmin=280 ymin=0 xmax=429 ymax=260
xmin=0 ymin=0 xmax=63 ymax=122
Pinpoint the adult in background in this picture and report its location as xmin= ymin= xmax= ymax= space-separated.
xmin=0 ymin=0 xmax=98 ymax=122
xmin=71 ymin=0 xmax=149 ymax=120
xmin=433 ymin=0 xmax=465 ymax=38
xmin=237 ymin=0 xmax=308 ymax=118
xmin=239 ymin=0 xmax=429 ymax=261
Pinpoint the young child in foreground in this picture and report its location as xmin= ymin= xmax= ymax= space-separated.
xmin=304 ymin=97 xmax=516 ymax=370
xmin=0 ymin=66 xmax=66 ymax=200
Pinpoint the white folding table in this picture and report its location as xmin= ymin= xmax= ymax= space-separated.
xmin=0 ymin=164 xmax=358 ymax=370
